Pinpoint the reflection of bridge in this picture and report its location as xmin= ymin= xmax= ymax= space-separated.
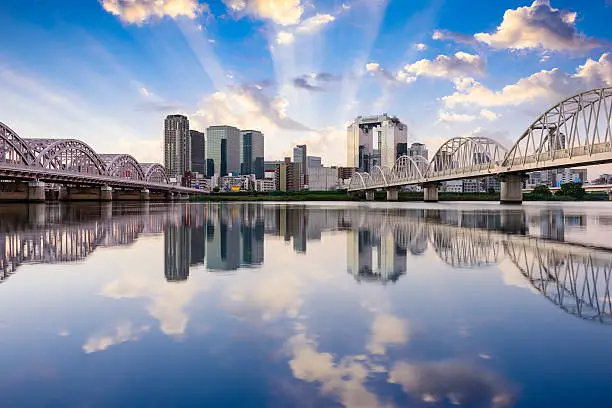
xmin=0 ymin=122 xmax=201 ymax=202
xmin=344 ymin=208 xmax=612 ymax=325
xmin=348 ymin=88 xmax=612 ymax=204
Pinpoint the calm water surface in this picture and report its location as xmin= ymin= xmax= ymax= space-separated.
xmin=0 ymin=201 xmax=611 ymax=408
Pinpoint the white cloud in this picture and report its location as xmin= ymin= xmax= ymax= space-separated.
xmin=398 ymin=52 xmax=485 ymax=81
xmin=539 ymin=54 xmax=551 ymax=63
xmin=366 ymin=314 xmax=409 ymax=355
xmin=432 ymin=29 xmax=476 ymax=45
xmin=276 ymin=31 xmax=295 ymax=44
xmin=389 ymin=361 xmax=515 ymax=407
xmin=414 ymin=43 xmax=428 ymax=51
xmin=223 ymin=0 xmax=303 ymax=26
xmin=83 ymin=322 xmax=150 ymax=353
xmin=101 ymin=0 xmax=208 ymax=25
xmin=438 ymin=111 xmax=477 ymax=123
xmin=365 ymin=62 xmax=414 ymax=84
xmin=473 ymin=0 xmax=601 ymax=52
xmin=480 ymin=109 xmax=499 ymax=121
xmin=275 ymin=13 xmax=335 ymax=45
xmin=443 ymin=53 xmax=612 ymax=108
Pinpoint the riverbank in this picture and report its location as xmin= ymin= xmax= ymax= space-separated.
xmin=190 ymin=191 xmax=609 ymax=202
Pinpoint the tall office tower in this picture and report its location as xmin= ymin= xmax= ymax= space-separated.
xmin=164 ymin=114 xmax=191 ymax=179
xmin=409 ymin=142 xmax=428 ymax=160
xmin=293 ymin=144 xmax=307 ymax=187
xmin=205 ymin=125 xmax=241 ymax=177
xmin=240 ymin=130 xmax=265 ymax=179
xmin=190 ymin=130 xmax=206 ymax=174
xmin=347 ymin=114 xmax=407 ymax=170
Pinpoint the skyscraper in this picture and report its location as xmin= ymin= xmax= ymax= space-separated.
xmin=408 ymin=142 xmax=428 ymax=160
xmin=190 ymin=130 xmax=206 ymax=174
xmin=347 ymin=114 xmax=407 ymax=170
xmin=240 ymin=130 xmax=264 ymax=179
xmin=164 ymin=114 xmax=190 ymax=179
xmin=205 ymin=125 xmax=241 ymax=177
xmin=293 ymin=144 xmax=307 ymax=187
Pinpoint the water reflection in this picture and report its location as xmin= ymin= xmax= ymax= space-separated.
xmin=0 ymin=203 xmax=611 ymax=326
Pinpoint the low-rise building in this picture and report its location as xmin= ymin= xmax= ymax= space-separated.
xmin=441 ymin=180 xmax=463 ymax=193
xmin=255 ymin=179 xmax=276 ymax=192
xmin=308 ymin=167 xmax=338 ymax=191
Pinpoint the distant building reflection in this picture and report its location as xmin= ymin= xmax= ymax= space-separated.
xmin=347 ymin=229 xmax=407 ymax=284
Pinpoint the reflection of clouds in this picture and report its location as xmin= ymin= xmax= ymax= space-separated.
xmin=286 ymin=333 xmax=392 ymax=408
xmin=366 ymin=314 xmax=410 ymax=355
xmin=224 ymin=269 xmax=303 ymax=321
xmin=101 ymin=273 xmax=205 ymax=336
xmin=497 ymin=258 xmax=537 ymax=293
xmin=389 ymin=361 xmax=515 ymax=407
xmin=83 ymin=322 xmax=150 ymax=354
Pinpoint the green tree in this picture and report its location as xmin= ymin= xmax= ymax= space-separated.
xmin=555 ymin=182 xmax=585 ymax=199
xmin=212 ymin=186 xmax=220 ymax=193
xmin=533 ymin=184 xmax=553 ymax=197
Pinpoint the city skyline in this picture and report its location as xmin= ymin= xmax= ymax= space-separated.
xmin=1 ymin=1 xmax=610 ymax=173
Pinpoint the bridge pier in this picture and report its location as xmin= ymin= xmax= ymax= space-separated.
xmin=141 ymin=189 xmax=150 ymax=201
xmin=386 ymin=188 xmax=399 ymax=201
xmin=500 ymin=174 xmax=523 ymax=204
xmin=100 ymin=185 xmax=113 ymax=202
xmin=423 ymin=183 xmax=439 ymax=203
xmin=365 ymin=191 xmax=375 ymax=201
xmin=28 ymin=181 xmax=46 ymax=203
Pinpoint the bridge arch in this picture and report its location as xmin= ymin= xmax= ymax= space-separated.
xmin=392 ymin=155 xmax=429 ymax=181
xmin=428 ymin=136 xmax=508 ymax=177
xmin=502 ymin=87 xmax=612 ymax=168
xmin=140 ymin=163 xmax=169 ymax=183
xmin=370 ymin=165 xmax=391 ymax=187
xmin=348 ymin=172 xmax=373 ymax=190
xmin=0 ymin=122 xmax=37 ymax=165
xmin=100 ymin=154 xmax=145 ymax=180
xmin=26 ymin=138 xmax=106 ymax=175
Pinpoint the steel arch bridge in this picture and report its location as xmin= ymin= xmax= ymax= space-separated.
xmin=348 ymin=87 xmax=612 ymax=192
xmin=0 ymin=122 xmax=197 ymax=194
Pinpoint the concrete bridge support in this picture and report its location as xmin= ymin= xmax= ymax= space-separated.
xmin=423 ymin=183 xmax=439 ymax=203
xmin=500 ymin=174 xmax=523 ymax=204
xmin=100 ymin=186 xmax=113 ymax=202
xmin=141 ymin=189 xmax=150 ymax=201
xmin=28 ymin=181 xmax=46 ymax=203
xmin=386 ymin=188 xmax=399 ymax=201
xmin=365 ymin=191 xmax=375 ymax=201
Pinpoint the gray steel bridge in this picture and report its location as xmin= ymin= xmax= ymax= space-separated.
xmin=0 ymin=122 xmax=202 ymax=199
xmin=348 ymin=87 xmax=612 ymax=203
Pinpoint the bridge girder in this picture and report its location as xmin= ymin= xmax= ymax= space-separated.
xmin=0 ymin=122 xmax=38 ymax=165
xmin=140 ymin=163 xmax=169 ymax=183
xmin=26 ymin=138 xmax=107 ymax=175
xmin=429 ymin=136 xmax=508 ymax=177
xmin=100 ymin=153 xmax=146 ymax=181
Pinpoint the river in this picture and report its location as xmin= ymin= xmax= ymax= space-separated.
xmin=0 ymin=201 xmax=611 ymax=407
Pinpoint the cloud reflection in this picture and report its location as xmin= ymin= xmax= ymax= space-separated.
xmin=83 ymin=322 xmax=150 ymax=354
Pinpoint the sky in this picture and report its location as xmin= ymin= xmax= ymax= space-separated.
xmin=0 ymin=0 xmax=611 ymax=172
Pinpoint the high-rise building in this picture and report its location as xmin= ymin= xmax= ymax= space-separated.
xmin=164 ymin=114 xmax=191 ymax=179
xmin=240 ymin=130 xmax=264 ymax=179
xmin=307 ymin=156 xmax=322 ymax=168
xmin=275 ymin=157 xmax=301 ymax=191
xmin=190 ymin=130 xmax=205 ymax=174
xmin=347 ymin=114 xmax=407 ymax=170
xmin=409 ymin=142 xmax=428 ymax=160
xmin=205 ymin=125 xmax=241 ymax=177
xmin=293 ymin=145 xmax=307 ymax=187
xmin=396 ymin=143 xmax=408 ymax=160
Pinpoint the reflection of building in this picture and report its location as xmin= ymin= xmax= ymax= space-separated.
xmin=164 ymin=224 xmax=190 ymax=281
xmin=190 ymin=226 xmax=205 ymax=266
xmin=206 ymin=217 xmax=241 ymax=271
xmin=346 ymin=228 xmax=406 ymax=284
xmin=540 ymin=210 xmax=565 ymax=241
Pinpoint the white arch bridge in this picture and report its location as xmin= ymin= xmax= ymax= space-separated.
xmin=0 ymin=123 xmax=201 ymax=201
xmin=348 ymin=87 xmax=612 ymax=203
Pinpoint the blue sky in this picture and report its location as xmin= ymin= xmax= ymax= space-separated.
xmin=0 ymin=0 xmax=610 ymax=169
